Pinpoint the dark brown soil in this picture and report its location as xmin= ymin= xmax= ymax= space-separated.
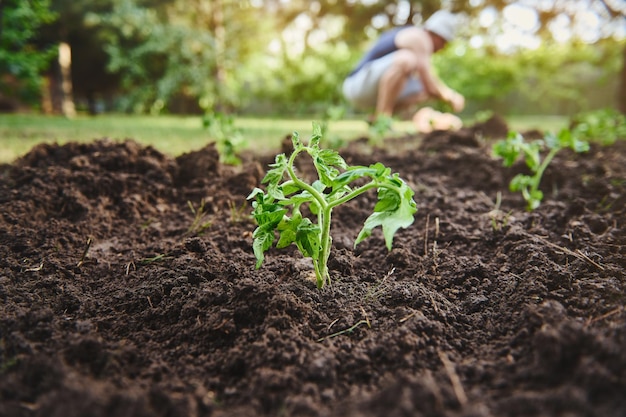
xmin=1 ymin=120 xmax=625 ymax=417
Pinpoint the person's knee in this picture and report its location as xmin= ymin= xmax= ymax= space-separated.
xmin=391 ymin=50 xmax=419 ymax=75
xmin=395 ymin=91 xmax=429 ymax=110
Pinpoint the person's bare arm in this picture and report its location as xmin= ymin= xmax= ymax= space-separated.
xmin=416 ymin=57 xmax=464 ymax=112
xmin=395 ymin=27 xmax=464 ymax=111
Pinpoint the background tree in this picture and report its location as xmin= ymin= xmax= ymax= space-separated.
xmin=459 ymin=0 xmax=625 ymax=114
xmin=4 ymin=0 xmax=624 ymax=117
xmin=0 ymin=0 xmax=57 ymax=110
xmin=41 ymin=0 xmax=119 ymax=114
xmin=596 ymin=0 xmax=626 ymax=113
xmin=92 ymin=0 xmax=268 ymax=114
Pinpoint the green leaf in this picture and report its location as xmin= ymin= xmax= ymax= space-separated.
xmin=497 ymin=125 xmax=590 ymax=212
xmin=544 ymin=131 xmax=559 ymax=149
xmin=309 ymin=180 xmax=326 ymax=195
xmin=373 ymin=187 xmax=400 ymax=212
xmin=572 ymin=138 xmax=590 ymax=153
xmin=509 ymin=174 xmax=534 ymax=192
xmin=276 ymin=214 xmax=301 ymax=248
xmin=281 ymin=182 xmax=301 ymax=196
xmin=260 ymin=155 xmax=289 ymax=200
xmin=545 ymin=128 xmax=591 ymax=154
xmin=247 ymin=187 xmax=265 ymax=201
xmin=526 ymin=189 xmax=543 ymax=210
xmin=314 ymin=148 xmax=348 ymax=187
xmin=281 ymin=190 xmax=313 ymax=208
xmin=291 ymin=131 xmax=302 ymax=150
xmin=493 ymin=132 xmax=524 ymax=167
xmin=262 ymin=154 xmax=288 ymax=189
xmin=310 ymin=123 xmax=322 ymax=147
xmin=250 ymin=190 xmax=288 ymax=267
xmin=252 ymin=229 xmax=275 ymax=268
xmin=522 ymin=142 xmax=542 ymax=172
xmin=355 ymin=181 xmax=417 ymax=250
xmin=317 ymin=149 xmax=347 ymax=170
xmin=334 ymin=166 xmax=375 ymax=187
xmin=295 ymin=218 xmax=321 ymax=259
xmin=251 ymin=192 xmax=287 ymax=232
xmin=334 ymin=163 xmax=390 ymax=188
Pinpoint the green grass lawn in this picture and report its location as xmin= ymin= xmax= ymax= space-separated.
xmin=0 ymin=113 xmax=567 ymax=164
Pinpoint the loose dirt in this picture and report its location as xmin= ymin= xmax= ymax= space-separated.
xmin=1 ymin=118 xmax=625 ymax=417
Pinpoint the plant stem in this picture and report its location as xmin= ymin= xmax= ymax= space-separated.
xmin=286 ymin=148 xmax=331 ymax=287
xmin=532 ymin=147 xmax=559 ymax=196
xmin=327 ymin=182 xmax=379 ymax=209
xmin=318 ymin=206 xmax=332 ymax=287
xmin=286 ymin=149 xmax=327 ymax=205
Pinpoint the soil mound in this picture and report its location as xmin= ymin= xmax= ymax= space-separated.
xmin=470 ymin=114 xmax=510 ymax=139
xmin=1 ymin=134 xmax=625 ymax=417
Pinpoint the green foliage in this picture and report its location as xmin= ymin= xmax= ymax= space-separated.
xmin=512 ymin=40 xmax=621 ymax=114
xmin=367 ymin=115 xmax=394 ymax=144
xmin=93 ymin=0 xmax=267 ymax=114
xmin=435 ymin=44 xmax=520 ymax=104
xmin=570 ymin=108 xmax=626 ymax=146
xmin=248 ymin=123 xmax=417 ymax=288
xmin=248 ymin=45 xmax=354 ymax=114
xmin=437 ymin=39 xmax=624 ymax=115
xmin=493 ymin=129 xmax=590 ymax=211
xmin=5 ymin=0 xmax=624 ymax=116
xmin=94 ymin=1 xmax=215 ymax=113
xmin=0 ymin=0 xmax=57 ymax=104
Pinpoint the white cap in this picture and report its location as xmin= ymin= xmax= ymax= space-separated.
xmin=424 ymin=10 xmax=459 ymax=42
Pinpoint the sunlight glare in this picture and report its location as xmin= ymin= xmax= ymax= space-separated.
xmin=574 ymin=10 xmax=601 ymax=43
xmin=503 ymin=3 xmax=538 ymax=32
xmin=479 ymin=7 xmax=497 ymax=28
xmin=469 ymin=35 xmax=484 ymax=49
xmin=549 ymin=14 xmax=571 ymax=43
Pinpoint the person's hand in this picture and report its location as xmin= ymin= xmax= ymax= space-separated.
xmin=440 ymin=88 xmax=464 ymax=113
xmin=413 ymin=107 xmax=462 ymax=133
xmin=448 ymin=90 xmax=465 ymax=113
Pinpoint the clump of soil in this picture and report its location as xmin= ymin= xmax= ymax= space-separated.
xmin=1 ymin=127 xmax=625 ymax=417
xmin=470 ymin=114 xmax=510 ymax=139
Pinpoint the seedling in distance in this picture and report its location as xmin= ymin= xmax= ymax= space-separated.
xmin=248 ymin=123 xmax=417 ymax=288
xmin=493 ymin=129 xmax=590 ymax=211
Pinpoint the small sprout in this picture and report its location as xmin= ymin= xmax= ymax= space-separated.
xmin=228 ymin=200 xmax=251 ymax=224
xmin=76 ymin=236 xmax=93 ymax=267
xmin=368 ymin=115 xmax=394 ymax=144
xmin=248 ymin=122 xmax=417 ymax=288
xmin=487 ymin=192 xmax=512 ymax=231
xmin=140 ymin=254 xmax=169 ymax=264
xmin=493 ymin=129 xmax=590 ymax=211
xmin=186 ymin=199 xmax=212 ymax=236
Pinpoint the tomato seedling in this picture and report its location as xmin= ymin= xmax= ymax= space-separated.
xmin=248 ymin=123 xmax=417 ymax=288
xmin=493 ymin=129 xmax=589 ymax=211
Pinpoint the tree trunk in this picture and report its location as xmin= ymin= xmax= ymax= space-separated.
xmin=617 ymin=46 xmax=626 ymax=114
xmin=211 ymin=0 xmax=226 ymax=112
xmin=59 ymin=42 xmax=76 ymax=118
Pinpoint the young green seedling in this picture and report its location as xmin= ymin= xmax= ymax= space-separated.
xmin=248 ymin=123 xmax=417 ymax=289
xmin=570 ymin=108 xmax=626 ymax=146
xmin=203 ymin=111 xmax=245 ymax=165
xmin=493 ymin=128 xmax=589 ymax=211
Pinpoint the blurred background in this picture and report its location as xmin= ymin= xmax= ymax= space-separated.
xmin=1 ymin=0 xmax=624 ymax=117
